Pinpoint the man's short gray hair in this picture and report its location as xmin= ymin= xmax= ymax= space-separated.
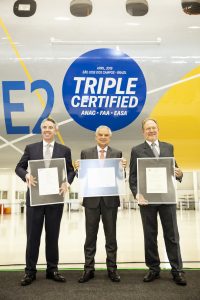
xmin=40 ymin=117 xmax=58 ymax=130
xmin=95 ymin=125 xmax=112 ymax=136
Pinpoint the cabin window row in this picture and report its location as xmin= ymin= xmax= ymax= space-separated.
xmin=13 ymin=0 xmax=200 ymax=18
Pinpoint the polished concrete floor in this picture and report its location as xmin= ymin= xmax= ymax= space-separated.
xmin=0 ymin=207 xmax=200 ymax=270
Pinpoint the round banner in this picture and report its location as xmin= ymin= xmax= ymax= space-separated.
xmin=62 ymin=48 xmax=146 ymax=131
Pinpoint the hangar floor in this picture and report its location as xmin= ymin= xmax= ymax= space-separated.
xmin=0 ymin=208 xmax=200 ymax=270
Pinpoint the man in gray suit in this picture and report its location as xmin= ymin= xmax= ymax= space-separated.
xmin=129 ymin=118 xmax=187 ymax=286
xmin=76 ymin=125 xmax=126 ymax=283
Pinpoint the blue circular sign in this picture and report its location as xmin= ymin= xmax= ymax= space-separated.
xmin=62 ymin=48 xmax=146 ymax=131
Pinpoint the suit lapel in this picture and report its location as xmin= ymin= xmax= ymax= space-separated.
xmin=92 ymin=147 xmax=98 ymax=159
xmin=37 ymin=141 xmax=44 ymax=159
xmin=52 ymin=142 xmax=58 ymax=158
xmin=159 ymin=141 xmax=168 ymax=157
xmin=143 ymin=141 xmax=155 ymax=157
xmin=106 ymin=146 xmax=111 ymax=158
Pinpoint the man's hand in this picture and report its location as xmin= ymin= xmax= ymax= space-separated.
xmin=59 ymin=182 xmax=69 ymax=197
xmin=136 ymin=193 xmax=148 ymax=206
xmin=74 ymin=160 xmax=80 ymax=171
xmin=175 ymin=167 xmax=183 ymax=179
xmin=121 ymin=157 xmax=127 ymax=169
xmin=25 ymin=174 xmax=37 ymax=187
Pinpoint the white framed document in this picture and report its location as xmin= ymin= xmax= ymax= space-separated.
xmin=28 ymin=158 xmax=67 ymax=206
xmin=137 ymin=157 xmax=176 ymax=204
xmin=78 ymin=158 xmax=126 ymax=197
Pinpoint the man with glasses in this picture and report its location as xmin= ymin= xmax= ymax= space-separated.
xmin=129 ymin=118 xmax=187 ymax=286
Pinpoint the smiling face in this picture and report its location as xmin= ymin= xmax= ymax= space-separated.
xmin=143 ymin=119 xmax=159 ymax=143
xmin=95 ymin=127 xmax=111 ymax=149
xmin=41 ymin=120 xmax=57 ymax=143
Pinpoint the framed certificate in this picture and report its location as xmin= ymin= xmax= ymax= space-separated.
xmin=78 ymin=158 xmax=126 ymax=197
xmin=137 ymin=157 xmax=176 ymax=204
xmin=28 ymin=158 xmax=67 ymax=206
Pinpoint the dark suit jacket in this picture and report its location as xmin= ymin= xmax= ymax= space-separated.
xmin=129 ymin=141 xmax=182 ymax=198
xmin=15 ymin=141 xmax=75 ymax=206
xmin=81 ymin=146 xmax=122 ymax=208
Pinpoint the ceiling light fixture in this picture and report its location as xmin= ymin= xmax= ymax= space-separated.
xmin=50 ymin=37 xmax=162 ymax=46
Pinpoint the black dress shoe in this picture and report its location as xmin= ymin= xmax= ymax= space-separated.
xmin=143 ymin=271 xmax=160 ymax=282
xmin=21 ymin=274 xmax=36 ymax=286
xmin=173 ymin=272 xmax=187 ymax=286
xmin=46 ymin=271 xmax=66 ymax=282
xmin=108 ymin=270 xmax=120 ymax=282
xmin=78 ymin=271 xmax=95 ymax=283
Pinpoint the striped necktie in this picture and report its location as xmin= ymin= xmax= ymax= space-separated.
xmin=44 ymin=144 xmax=51 ymax=167
xmin=99 ymin=149 xmax=105 ymax=159
xmin=151 ymin=142 xmax=159 ymax=157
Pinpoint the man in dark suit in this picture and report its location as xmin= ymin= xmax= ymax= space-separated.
xmin=15 ymin=117 xmax=75 ymax=286
xmin=75 ymin=125 xmax=126 ymax=283
xmin=129 ymin=118 xmax=187 ymax=286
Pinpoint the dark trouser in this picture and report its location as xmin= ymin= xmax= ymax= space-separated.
xmin=25 ymin=204 xmax=64 ymax=275
xmin=140 ymin=204 xmax=183 ymax=274
xmin=84 ymin=198 xmax=118 ymax=271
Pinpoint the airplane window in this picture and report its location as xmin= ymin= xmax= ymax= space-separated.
xmin=70 ymin=0 xmax=92 ymax=17
xmin=13 ymin=0 xmax=36 ymax=17
xmin=126 ymin=0 xmax=148 ymax=16
xmin=182 ymin=0 xmax=200 ymax=15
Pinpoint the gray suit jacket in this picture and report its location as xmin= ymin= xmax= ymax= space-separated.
xmin=81 ymin=146 xmax=122 ymax=208
xmin=129 ymin=141 xmax=182 ymax=198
